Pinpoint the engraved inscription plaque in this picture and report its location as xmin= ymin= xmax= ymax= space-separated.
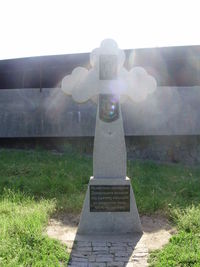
xmin=90 ymin=185 xmax=130 ymax=212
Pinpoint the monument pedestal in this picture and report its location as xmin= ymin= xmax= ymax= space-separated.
xmin=77 ymin=177 xmax=142 ymax=235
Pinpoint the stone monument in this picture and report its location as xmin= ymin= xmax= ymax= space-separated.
xmin=61 ymin=39 xmax=157 ymax=235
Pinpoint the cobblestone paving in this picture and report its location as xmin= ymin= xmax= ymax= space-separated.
xmin=67 ymin=241 xmax=148 ymax=267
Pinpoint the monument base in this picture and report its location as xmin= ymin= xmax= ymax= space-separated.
xmin=77 ymin=177 xmax=142 ymax=235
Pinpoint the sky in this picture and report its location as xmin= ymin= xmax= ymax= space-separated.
xmin=0 ymin=0 xmax=200 ymax=60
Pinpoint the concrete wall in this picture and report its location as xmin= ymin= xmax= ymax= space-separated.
xmin=1 ymin=46 xmax=200 ymax=89
xmin=0 ymin=86 xmax=200 ymax=137
xmin=126 ymin=136 xmax=200 ymax=165
xmin=0 ymin=88 xmax=95 ymax=137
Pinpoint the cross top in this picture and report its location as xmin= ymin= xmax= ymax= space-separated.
xmin=61 ymin=39 xmax=157 ymax=103
xmin=61 ymin=39 xmax=157 ymax=179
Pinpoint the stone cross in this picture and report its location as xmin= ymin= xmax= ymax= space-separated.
xmin=93 ymin=54 xmax=126 ymax=179
xmin=61 ymin=39 xmax=156 ymax=180
xmin=61 ymin=39 xmax=157 ymax=234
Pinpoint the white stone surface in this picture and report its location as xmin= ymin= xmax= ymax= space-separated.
xmin=61 ymin=39 xmax=154 ymax=237
xmin=61 ymin=39 xmax=157 ymax=104
xmin=93 ymin=99 xmax=126 ymax=178
xmin=77 ymin=177 xmax=142 ymax=234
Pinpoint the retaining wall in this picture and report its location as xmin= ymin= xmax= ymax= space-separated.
xmin=1 ymin=86 xmax=200 ymax=164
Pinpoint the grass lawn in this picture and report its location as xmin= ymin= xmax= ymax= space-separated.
xmin=0 ymin=148 xmax=200 ymax=266
xmin=0 ymin=190 xmax=69 ymax=266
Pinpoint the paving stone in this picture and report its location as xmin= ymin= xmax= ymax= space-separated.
xmin=72 ymin=249 xmax=91 ymax=255
xmin=111 ymin=242 xmax=127 ymax=246
xmin=68 ymin=240 xmax=149 ymax=267
xmin=88 ymin=263 xmax=106 ymax=267
xmin=75 ymin=246 xmax=92 ymax=252
xmin=128 ymin=242 xmax=137 ymax=247
xmin=93 ymin=251 xmax=110 ymax=255
xmin=96 ymin=254 xmax=112 ymax=259
xmin=126 ymin=251 xmax=134 ymax=256
xmin=110 ymin=249 xmax=127 ymax=254
xmin=110 ymin=246 xmax=127 ymax=252
xmin=95 ymin=255 xmax=113 ymax=262
xmin=68 ymin=262 xmax=88 ymax=267
xmin=75 ymin=241 xmax=92 ymax=247
xmin=92 ymin=241 xmax=107 ymax=247
xmin=126 ymin=248 xmax=134 ymax=254
xmin=88 ymin=255 xmax=96 ymax=262
xmin=107 ymin=262 xmax=124 ymax=267
xmin=93 ymin=246 xmax=108 ymax=252
xmin=114 ymin=251 xmax=129 ymax=257
xmin=70 ymin=257 xmax=88 ymax=262
xmin=71 ymin=252 xmax=91 ymax=258
xmin=114 ymin=256 xmax=129 ymax=262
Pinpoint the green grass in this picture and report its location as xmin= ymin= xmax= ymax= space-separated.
xmin=1 ymin=148 xmax=200 ymax=214
xmin=0 ymin=149 xmax=91 ymax=213
xmin=149 ymin=206 xmax=200 ymax=267
xmin=0 ymin=148 xmax=200 ymax=266
xmin=128 ymin=160 xmax=200 ymax=214
xmin=0 ymin=189 xmax=69 ymax=267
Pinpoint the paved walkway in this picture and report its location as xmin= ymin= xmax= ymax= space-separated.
xmin=47 ymin=215 xmax=174 ymax=267
xmin=67 ymin=235 xmax=148 ymax=267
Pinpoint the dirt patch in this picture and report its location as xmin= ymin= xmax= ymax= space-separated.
xmin=46 ymin=214 xmax=80 ymax=247
xmin=141 ymin=215 xmax=176 ymax=251
xmin=46 ymin=213 xmax=176 ymax=253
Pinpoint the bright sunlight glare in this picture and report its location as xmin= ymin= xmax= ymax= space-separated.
xmin=0 ymin=0 xmax=200 ymax=60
